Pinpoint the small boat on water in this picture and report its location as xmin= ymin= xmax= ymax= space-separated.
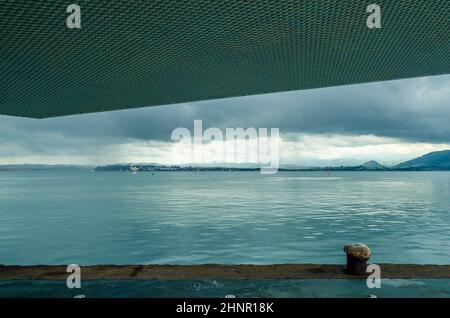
xmin=130 ymin=166 xmax=139 ymax=174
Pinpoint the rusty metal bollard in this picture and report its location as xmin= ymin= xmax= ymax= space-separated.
xmin=343 ymin=243 xmax=371 ymax=275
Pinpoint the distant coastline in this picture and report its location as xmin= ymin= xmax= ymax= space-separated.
xmin=2 ymin=150 xmax=450 ymax=172
xmin=94 ymin=150 xmax=450 ymax=172
xmin=93 ymin=163 xmax=450 ymax=173
xmin=0 ymin=164 xmax=94 ymax=172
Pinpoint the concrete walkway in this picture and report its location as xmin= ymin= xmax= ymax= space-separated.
xmin=2 ymin=264 xmax=450 ymax=280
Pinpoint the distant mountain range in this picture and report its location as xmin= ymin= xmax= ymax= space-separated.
xmin=394 ymin=150 xmax=450 ymax=170
xmin=2 ymin=150 xmax=450 ymax=172
xmin=93 ymin=150 xmax=450 ymax=172
xmin=303 ymin=150 xmax=450 ymax=171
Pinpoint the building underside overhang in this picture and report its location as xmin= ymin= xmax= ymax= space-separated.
xmin=0 ymin=0 xmax=449 ymax=118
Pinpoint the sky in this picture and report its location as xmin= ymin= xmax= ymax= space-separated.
xmin=1 ymin=74 xmax=450 ymax=167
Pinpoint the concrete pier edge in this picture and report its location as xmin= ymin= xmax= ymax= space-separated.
xmin=1 ymin=264 xmax=450 ymax=280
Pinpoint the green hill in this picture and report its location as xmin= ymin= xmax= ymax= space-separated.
xmin=395 ymin=150 xmax=450 ymax=170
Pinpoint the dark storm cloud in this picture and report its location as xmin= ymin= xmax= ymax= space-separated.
xmin=0 ymin=74 xmax=449 ymax=158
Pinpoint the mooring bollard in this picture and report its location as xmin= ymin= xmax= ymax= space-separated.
xmin=343 ymin=243 xmax=371 ymax=275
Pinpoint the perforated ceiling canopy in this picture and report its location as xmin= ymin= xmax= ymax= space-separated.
xmin=1 ymin=0 xmax=449 ymax=118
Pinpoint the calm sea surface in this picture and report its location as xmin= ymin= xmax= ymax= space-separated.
xmin=1 ymin=171 xmax=449 ymax=265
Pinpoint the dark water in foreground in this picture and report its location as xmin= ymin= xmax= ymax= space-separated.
xmin=1 ymin=171 xmax=450 ymax=265
xmin=1 ymin=279 xmax=450 ymax=298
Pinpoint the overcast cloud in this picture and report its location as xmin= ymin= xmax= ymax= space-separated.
xmin=1 ymin=75 xmax=449 ymax=166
